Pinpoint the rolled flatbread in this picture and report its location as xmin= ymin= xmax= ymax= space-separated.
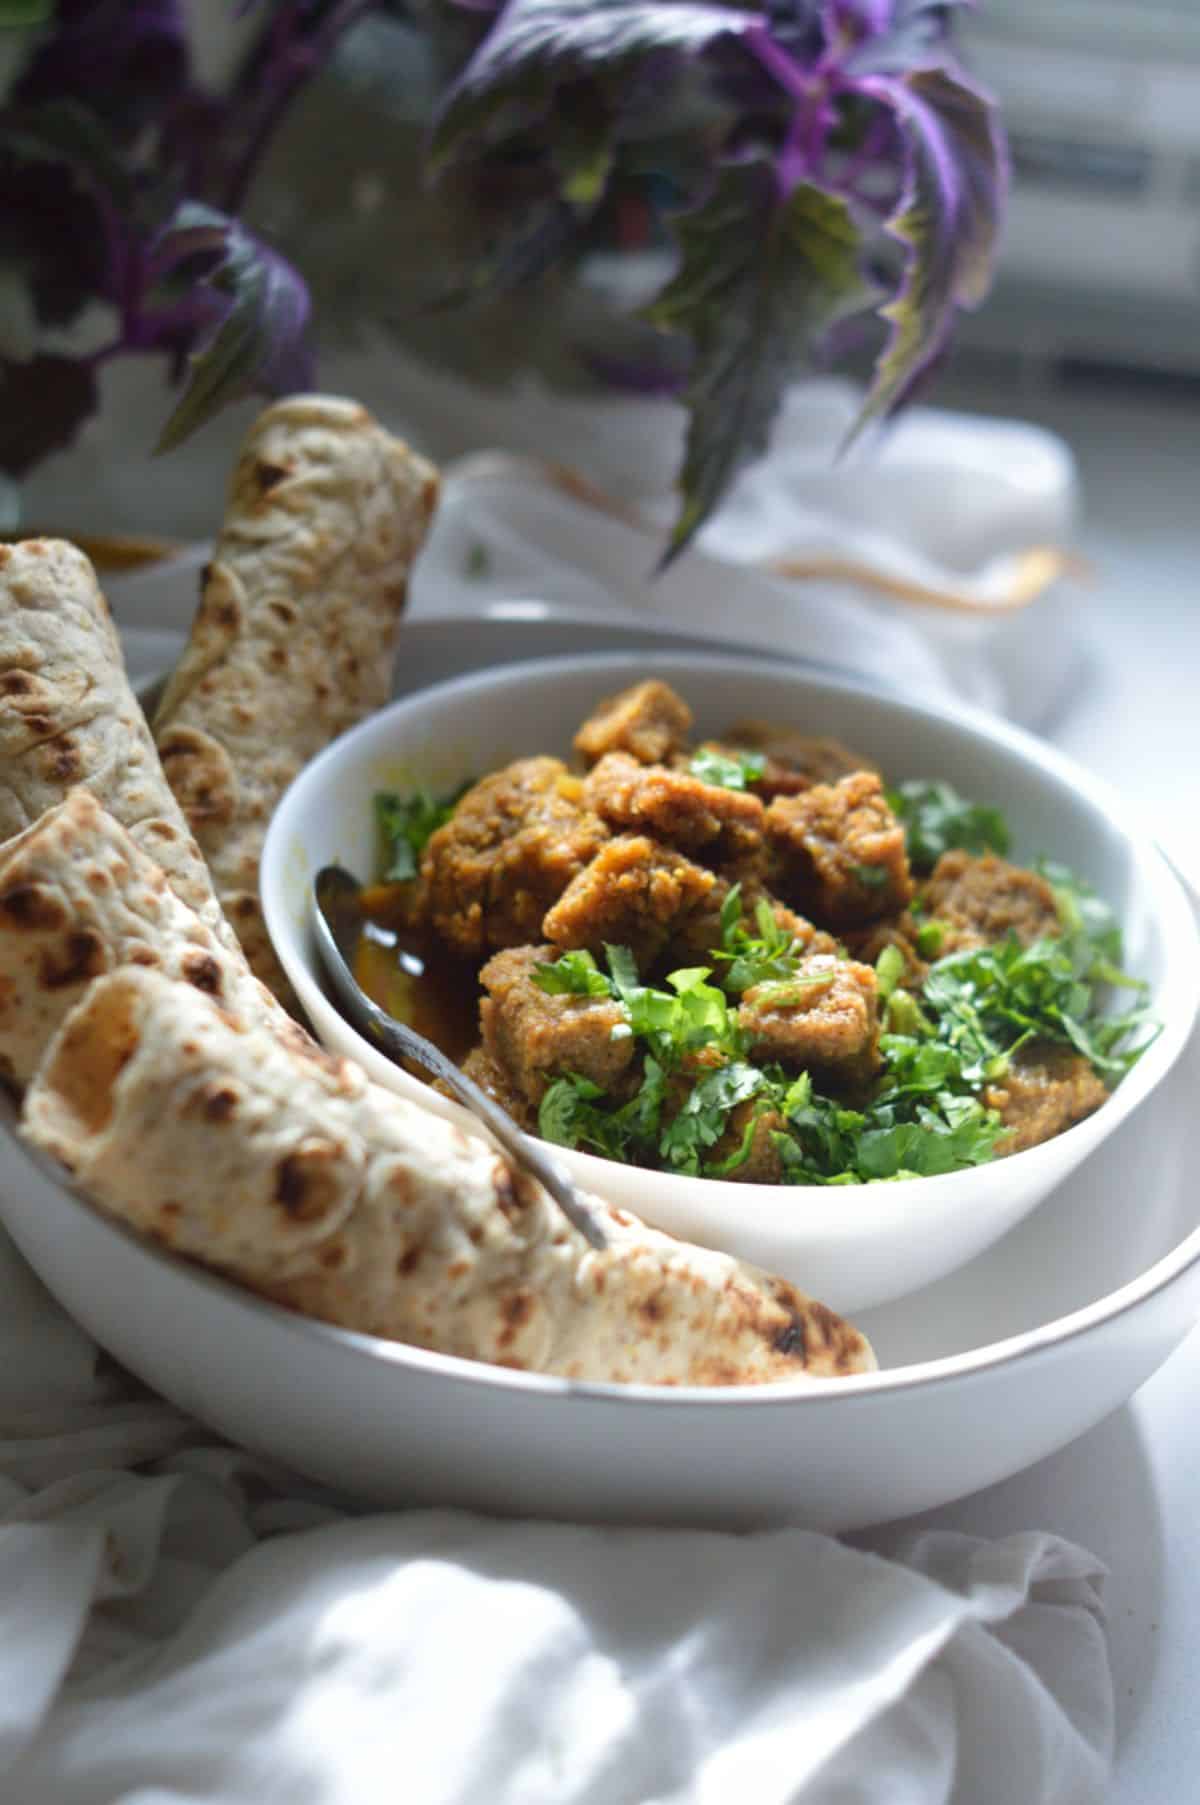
xmin=0 ymin=789 xmax=287 ymax=1088
xmin=151 ymin=395 xmax=439 ymax=1008
xmin=22 ymin=966 xmax=875 ymax=1387
xmin=0 ymin=539 xmax=238 ymax=955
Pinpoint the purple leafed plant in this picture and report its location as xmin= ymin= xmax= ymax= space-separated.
xmin=0 ymin=0 xmax=1007 ymax=557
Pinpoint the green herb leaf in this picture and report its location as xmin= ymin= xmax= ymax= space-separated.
xmin=375 ymin=784 xmax=467 ymax=882
xmin=874 ymin=942 xmax=906 ymax=998
xmin=538 ymin=1073 xmax=607 ymax=1150
xmin=688 ymin=746 xmax=766 ymax=790
xmin=854 ymin=1108 xmax=999 ymax=1179
xmin=659 ymin=1061 xmax=763 ymax=1175
xmin=915 ymin=918 xmax=945 ymax=959
xmin=887 ymin=778 xmax=1010 ymax=871
xmin=531 ymin=950 xmax=614 ymax=998
xmin=705 ymin=1105 xmax=763 ymax=1178
xmin=1037 ymin=860 xmax=1123 ymax=965
xmin=537 ymin=1060 xmax=666 ymax=1163
xmin=711 ymin=886 xmax=807 ymax=994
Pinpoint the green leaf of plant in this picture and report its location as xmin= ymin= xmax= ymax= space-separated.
xmin=153 ymin=204 xmax=313 ymax=455
xmin=850 ymin=64 xmax=1006 ymax=433
xmin=0 ymin=99 xmax=133 ymax=209
xmin=645 ymin=166 xmax=874 ymax=563
xmin=431 ymin=0 xmax=754 ymax=169
xmin=0 ymin=0 xmax=54 ymax=26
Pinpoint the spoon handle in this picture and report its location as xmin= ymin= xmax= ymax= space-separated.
xmin=320 ymin=949 xmax=609 ymax=1251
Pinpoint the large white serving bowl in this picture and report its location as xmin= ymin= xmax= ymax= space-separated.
xmin=0 ymin=1000 xmax=1197 ymax=1533
xmin=261 ymin=650 xmax=1199 ymax=1315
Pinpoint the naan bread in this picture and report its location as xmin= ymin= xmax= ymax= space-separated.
xmin=22 ymin=967 xmax=876 ymax=1387
xmin=0 ymin=539 xmax=237 ymax=955
xmin=152 ymin=395 xmax=439 ymax=1009
xmin=0 ymin=790 xmax=283 ymax=1088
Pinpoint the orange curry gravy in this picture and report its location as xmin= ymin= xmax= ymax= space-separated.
xmin=353 ymin=883 xmax=479 ymax=1065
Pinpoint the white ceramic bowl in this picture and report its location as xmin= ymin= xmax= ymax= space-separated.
xmin=261 ymin=650 xmax=1200 ymax=1314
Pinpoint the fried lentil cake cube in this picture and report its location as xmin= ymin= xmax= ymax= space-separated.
xmin=456 ymin=1044 xmax=537 ymax=1132
xmin=477 ymin=943 xmax=635 ymax=1112
xmin=764 ymin=770 xmax=913 ymax=926
xmin=573 ymin=680 xmax=693 ymax=768
xmin=918 ymin=850 xmax=1061 ymax=956
xmin=985 ymin=1042 xmax=1108 ymax=1155
xmin=583 ymin=751 xmax=765 ymax=868
xmin=736 ymin=953 xmax=880 ymax=1083
xmin=542 ymin=834 xmax=721 ymax=972
xmin=421 ymin=756 xmax=609 ymax=959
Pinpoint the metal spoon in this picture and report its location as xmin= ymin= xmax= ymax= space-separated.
xmin=311 ymin=865 xmax=608 ymax=1251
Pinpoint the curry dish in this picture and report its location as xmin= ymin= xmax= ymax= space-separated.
xmin=358 ymin=678 xmax=1150 ymax=1187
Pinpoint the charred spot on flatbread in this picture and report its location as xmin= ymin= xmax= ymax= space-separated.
xmin=0 ymin=881 xmax=69 ymax=931
xmin=180 ymin=949 xmax=224 ymax=998
xmin=203 ymin=1083 xmax=240 ymax=1122
xmin=804 ymin=1298 xmax=870 ymax=1373
xmin=274 ymin=1142 xmax=348 ymax=1224
xmin=40 ymin=736 xmax=83 ymax=783
xmin=772 ymin=1319 xmax=806 ymax=1359
xmin=253 ymin=460 xmax=290 ymax=495
xmin=639 ymin=1287 xmax=668 ymax=1325
xmin=39 ymin=929 xmax=106 ymax=990
xmin=157 ymin=726 xmax=238 ymax=828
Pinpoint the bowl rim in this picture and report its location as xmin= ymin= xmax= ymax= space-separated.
xmin=265 ymin=646 xmax=1200 ymax=1196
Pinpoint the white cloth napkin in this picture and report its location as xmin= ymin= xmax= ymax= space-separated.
xmin=0 ymin=1233 xmax=1113 ymax=1804
xmin=0 ymin=375 xmax=1113 ymax=1803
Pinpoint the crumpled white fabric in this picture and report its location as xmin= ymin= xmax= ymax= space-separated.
xmin=0 ymin=1245 xmax=1115 ymax=1805
xmin=1 ymin=371 xmax=1112 ymax=1804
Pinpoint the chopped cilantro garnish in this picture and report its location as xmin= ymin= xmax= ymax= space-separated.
xmin=660 ymin=1061 xmax=764 ymax=1175
xmin=711 ymin=887 xmax=808 ymax=993
xmin=915 ymin=919 xmax=945 ymax=959
xmin=874 ymin=942 xmax=906 ymax=998
xmin=531 ymin=949 xmax=612 ymax=997
xmin=689 ymin=746 xmax=767 ymax=790
xmin=524 ymin=852 xmax=1151 ymax=1185
xmin=887 ymin=779 xmax=1010 ymax=872
xmin=375 ymin=783 xmax=468 ymax=882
